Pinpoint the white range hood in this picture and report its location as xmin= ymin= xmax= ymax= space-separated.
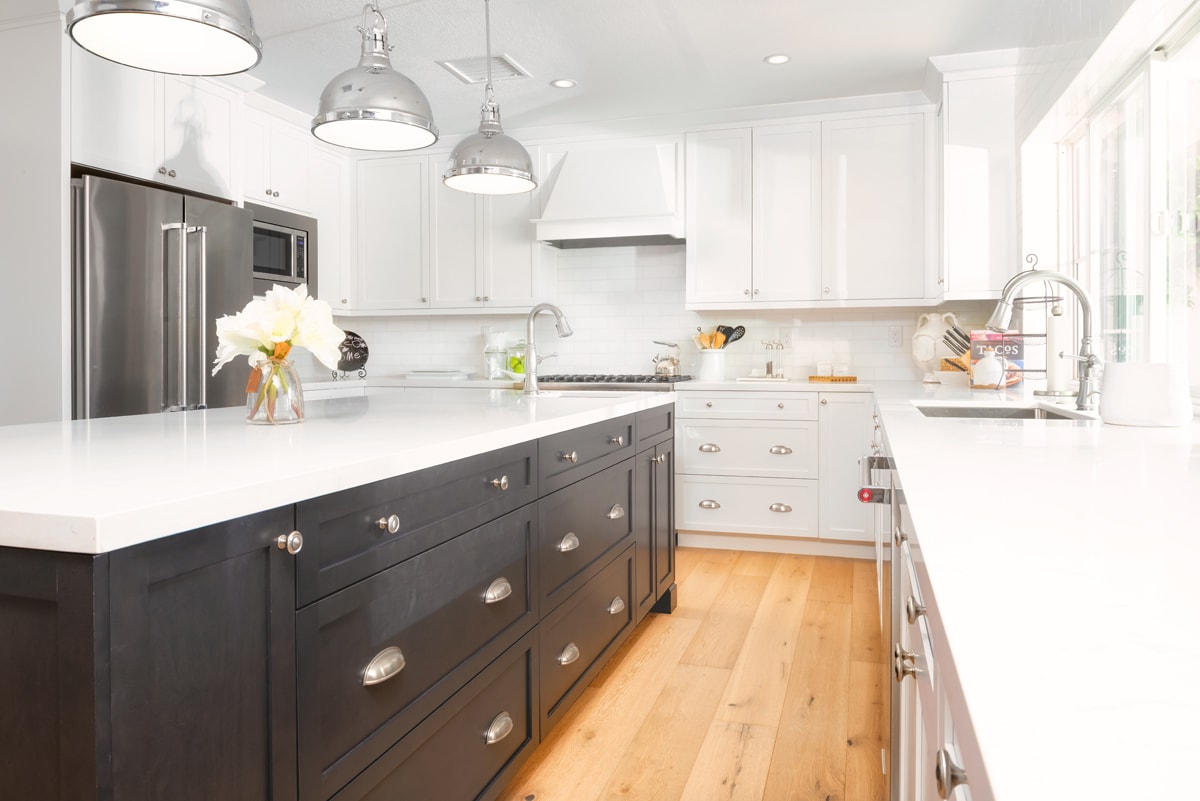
xmin=533 ymin=137 xmax=685 ymax=248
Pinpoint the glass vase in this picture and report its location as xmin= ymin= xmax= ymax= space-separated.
xmin=246 ymin=358 xmax=305 ymax=424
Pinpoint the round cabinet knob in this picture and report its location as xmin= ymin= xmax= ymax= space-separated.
xmin=377 ymin=514 xmax=401 ymax=534
xmin=264 ymin=188 xmax=272 ymax=195
xmin=275 ymin=530 xmax=303 ymax=555
xmin=490 ymin=475 xmax=509 ymax=491
xmin=821 ymin=398 xmax=828 ymax=405
xmin=272 ymin=191 xmax=279 ymax=197
xmin=753 ymin=289 xmax=759 ymax=295
xmin=893 ymin=528 xmax=909 ymax=547
xmin=609 ymin=435 xmax=624 ymax=446
xmin=905 ymin=595 xmax=927 ymax=624
xmin=935 ymin=749 xmax=968 ymax=799
xmin=482 ymin=296 xmax=489 ymax=301
xmin=744 ymin=289 xmax=750 ymax=295
xmin=706 ymin=402 xmax=713 ymax=408
xmin=651 ymin=453 xmax=666 ymax=464
xmin=560 ymin=450 xmax=578 ymax=463
xmin=777 ymin=403 xmax=784 ymax=409
xmin=823 ymin=286 xmax=831 ymax=294
xmin=893 ymin=643 xmax=920 ymax=682
xmin=475 ymin=296 xmax=482 ymax=302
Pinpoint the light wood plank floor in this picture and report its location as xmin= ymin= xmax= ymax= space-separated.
xmin=498 ymin=547 xmax=889 ymax=801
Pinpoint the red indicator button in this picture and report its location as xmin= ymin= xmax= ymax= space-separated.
xmin=858 ymin=488 xmax=874 ymax=503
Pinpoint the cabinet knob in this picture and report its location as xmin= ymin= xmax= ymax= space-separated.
xmin=893 ymin=643 xmax=921 ymax=683
xmin=905 ymin=595 xmax=927 ymax=624
xmin=705 ymin=401 xmax=713 ymax=408
xmin=893 ymin=527 xmax=909 ymax=547
xmin=768 ymin=445 xmax=792 ymax=455
xmin=264 ymin=188 xmax=272 ymax=195
xmin=935 ymin=749 xmax=968 ymax=799
xmin=341 ymin=298 xmax=348 ymax=304
xmin=157 ymin=167 xmax=176 ymax=178
xmin=560 ymin=450 xmax=578 ymax=463
xmin=377 ymin=514 xmax=401 ymax=534
xmin=272 ymin=191 xmax=279 ymax=198
xmin=484 ymin=711 xmax=514 ymax=745
xmin=698 ymin=443 xmax=721 ymax=453
xmin=420 ymin=297 xmax=428 ymax=303
xmin=744 ymin=289 xmax=750 ymax=295
xmin=609 ymin=435 xmax=624 ymax=446
xmin=768 ymin=503 xmax=792 ymax=513
xmin=483 ymin=576 xmax=513 ymax=604
xmin=753 ymin=289 xmax=759 ymax=295
xmin=606 ymin=596 xmax=626 ymax=615
xmin=823 ymin=286 xmax=831 ymax=294
xmin=606 ymin=503 xmax=626 ymax=520
xmin=490 ymin=475 xmax=509 ymax=491
xmin=557 ymin=531 xmax=580 ymax=552
xmin=651 ymin=453 xmax=666 ymax=464
xmin=698 ymin=499 xmax=721 ymax=510
xmin=275 ymin=530 xmax=304 ymax=555
xmin=482 ymin=296 xmax=489 ymax=301
xmin=821 ymin=398 xmax=828 ymax=405
xmin=557 ymin=642 xmax=580 ymax=666
xmin=362 ymin=645 xmax=406 ymax=686
xmin=778 ymin=402 xmax=785 ymax=409
xmin=475 ymin=296 xmax=482 ymax=301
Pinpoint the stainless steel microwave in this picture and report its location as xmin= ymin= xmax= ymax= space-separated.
xmin=245 ymin=202 xmax=318 ymax=296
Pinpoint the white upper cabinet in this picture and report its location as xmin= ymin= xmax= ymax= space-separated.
xmin=753 ymin=122 xmax=822 ymax=302
xmin=686 ymin=111 xmax=933 ymax=310
xmin=938 ymin=73 xmax=1018 ymax=299
xmin=354 ymin=153 xmax=551 ymax=315
xmin=821 ymin=113 xmax=928 ymax=302
xmin=685 ymin=129 xmax=753 ymax=304
xmin=71 ymin=47 xmax=238 ymax=199
xmin=309 ymin=146 xmax=351 ymax=310
xmin=241 ymin=106 xmax=312 ymax=213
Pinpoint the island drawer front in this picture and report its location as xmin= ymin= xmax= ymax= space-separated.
xmin=676 ymin=391 xmax=817 ymax=420
xmin=675 ymin=475 xmax=818 ymax=536
xmin=676 ymin=419 xmax=818 ymax=478
xmin=537 ymin=460 xmax=634 ymax=612
xmin=539 ymin=546 xmax=635 ymax=736
xmin=297 ymin=506 xmax=536 ymax=801
xmin=538 ymin=413 xmax=636 ymax=493
xmin=331 ymin=630 xmax=538 ymax=801
xmin=296 ymin=441 xmax=536 ymax=605
xmin=635 ymin=404 xmax=674 ymax=449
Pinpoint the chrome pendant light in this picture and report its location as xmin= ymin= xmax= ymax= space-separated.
xmin=443 ymin=0 xmax=536 ymax=195
xmin=65 ymin=0 xmax=262 ymax=76
xmin=312 ymin=4 xmax=438 ymax=152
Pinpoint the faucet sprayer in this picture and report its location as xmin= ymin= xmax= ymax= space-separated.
xmin=523 ymin=303 xmax=573 ymax=393
xmin=987 ymin=269 xmax=1099 ymax=411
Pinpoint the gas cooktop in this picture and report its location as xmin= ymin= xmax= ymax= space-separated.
xmin=535 ymin=374 xmax=694 ymax=390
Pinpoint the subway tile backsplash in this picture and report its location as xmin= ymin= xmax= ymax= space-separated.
xmin=321 ymin=246 xmax=994 ymax=382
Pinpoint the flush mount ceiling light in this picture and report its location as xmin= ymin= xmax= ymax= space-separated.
xmin=763 ymin=54 xmax=791 ymax=65
xmin=549 ymin=78 xmax=577 ymax=89
xmin=65 ymin=0 xmax=262 ymax=75
xmin=443 ymin=0 xmax=536 ymax=195
xmin=311 ymin=4 xmax=438 ymax=152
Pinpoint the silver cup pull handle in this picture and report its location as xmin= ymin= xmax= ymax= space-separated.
xmin=607 ymin=596 xmax=626 ymax=615
xmin=769 ymin=445 xmax=793 ymax=455
xmin=607 ymin=503 xmax=625 ymax=520
xmin=362 ymin=646 xmax=406 ymax=686
xmin=557 ymin=532 xmax=580 ymax=552
xmin=698 ymin=499 xmax=720 ymax=510
xmin=699 ymin=443 xmax=721 ymax=453
xmin=484 ymin=711 xmax=514 ymax=745
xmin=557 ymin=642 xmax=580 ymax=666
xmin=769 ymin=503 xmax=792 ymax=513
xmin=484 ymin=577 xmax=512 ymax=604
xmin=377 ymin=514 xmax=401 ymax=534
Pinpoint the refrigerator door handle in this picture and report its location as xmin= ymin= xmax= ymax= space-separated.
xmin=189 ymin=225 xmax=209 ymax=410
xmin=162 ymin=222 xmax=188 ymax=412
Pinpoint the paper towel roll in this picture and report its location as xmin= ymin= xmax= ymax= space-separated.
xmin=1045 ymin=309 xmax=1070 ymax=392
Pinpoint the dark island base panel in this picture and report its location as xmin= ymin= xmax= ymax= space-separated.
xmin=0 ymin=405 xmax=676 ymax=801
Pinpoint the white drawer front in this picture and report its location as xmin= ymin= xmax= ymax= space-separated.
xmin=676 ymin=420 xmax=817 ymax=478
xmin=676 ymin=475 xmax=817 ymax=536
xmin=676 ymin=391 xmax=817 ymax=420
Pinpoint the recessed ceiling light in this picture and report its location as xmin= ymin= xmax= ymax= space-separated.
xmin=763 ymin=54 xmax=790 ymax=65
xmin=550 ymin=78 xmax=577 ymax=89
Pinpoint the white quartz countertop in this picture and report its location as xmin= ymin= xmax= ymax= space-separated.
xmin=873 ymin=381 xmax=1199 ymax=801
xmin=0 ymin=388 xmax=672 ymax=555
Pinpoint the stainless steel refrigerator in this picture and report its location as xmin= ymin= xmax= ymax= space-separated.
xmin=73 ymin=174 xmax=252 ymax=419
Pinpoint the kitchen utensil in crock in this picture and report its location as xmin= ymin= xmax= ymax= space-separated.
xmin=724 ymin=325 xmax=746 ymax=345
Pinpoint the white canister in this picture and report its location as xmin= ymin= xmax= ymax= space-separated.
xmin=696 ymin=349 xmax=727 ymax=381
xmin=1099 ymin=362 xmax=1193 ymax=427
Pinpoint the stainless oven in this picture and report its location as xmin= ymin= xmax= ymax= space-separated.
xmin=246 ymin=202 xmax=318 ymax=296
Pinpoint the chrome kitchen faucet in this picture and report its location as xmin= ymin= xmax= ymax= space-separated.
xmin=523 ymin=302 xmax=574 ymax=393
xmin=986 ymin=269 xmax=1099 ymax=411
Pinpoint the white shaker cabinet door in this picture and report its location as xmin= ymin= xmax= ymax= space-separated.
xmin=429 ymin=175 xmax=482 ymax=309
xmin=309 ymin=146 xmax=351 ymax=309
xmin=71 ymin=48 xmax=157 ymax=182
xmin=822 ymin=113 xmax=927 ymax=301
xmin=160 ymin=76 xmax=237 ymax=200
xmin=818 ymin=392 xmax=874 ymax=542
xmin=753 ymin=122 xmax=823 ymax=302
xmin=484 ymin=191 xmax=540 ymax=310
xmin=685 ymin=129 xmax=753 ymax=305
xmin=356 ymin=156 xmax=430 ymax=310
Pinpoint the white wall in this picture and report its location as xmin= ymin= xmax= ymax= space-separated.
xmin=0 ymin=14 xmax=70 ymax=425
xmin=315 ymin=246 xmax=995 ymax=383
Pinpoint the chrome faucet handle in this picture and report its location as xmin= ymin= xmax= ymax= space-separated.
xmin=537 ymin=352 xmax=557 ymax=364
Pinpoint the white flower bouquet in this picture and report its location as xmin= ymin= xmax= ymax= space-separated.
xmin=212 ymin=284 xmax=344 ymax=423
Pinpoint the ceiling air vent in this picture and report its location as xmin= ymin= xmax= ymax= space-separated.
xmin=438 ymin=54 xmax=531 ymax=84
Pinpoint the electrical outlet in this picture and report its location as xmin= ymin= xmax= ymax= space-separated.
xmin=887 ymin=326 xmax=903 ymax=348
xmin=778 ymin=328 xmax=793 ymax=348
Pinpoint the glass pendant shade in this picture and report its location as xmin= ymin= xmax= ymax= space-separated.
xmin=442 ymin=0 xmax=535 ymax=194
xmin=311 ymin=5 xmax=438 ymax=152
xmin=444 ymin=105 xmax=536 ymax=195
xmin=66 ymin=0 xmax=262 ymax=76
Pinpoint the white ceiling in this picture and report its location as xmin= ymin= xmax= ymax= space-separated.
xmin=244 ymin=0 xmax=1049 ymax=136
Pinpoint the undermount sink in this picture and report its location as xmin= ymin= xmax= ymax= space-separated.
xmin=915 ymin=404 xmax=1081 ymax=420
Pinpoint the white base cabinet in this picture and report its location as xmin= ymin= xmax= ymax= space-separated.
xmin=674 ymin=389 xmax=874 ymax=546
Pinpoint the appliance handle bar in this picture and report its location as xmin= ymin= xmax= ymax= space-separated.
xmin=189 ymin=225 xmax=209 ymax=409
xmin=74 ymin=179 xmax=90 ymax=420
xmin=162 ymin=222 xmax=187 ymax=412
